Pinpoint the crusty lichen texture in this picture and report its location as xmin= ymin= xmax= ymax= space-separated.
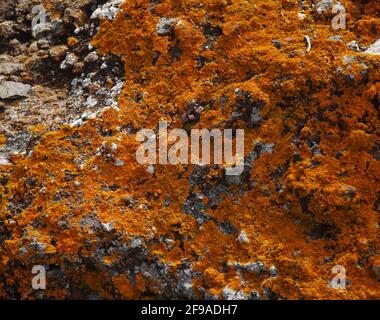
xmin=0 ymin=0 xmax=379 ymax=299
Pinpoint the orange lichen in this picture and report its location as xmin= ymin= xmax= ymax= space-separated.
xmin=0 ymin=135 xmax=6 ymax=147
xmin=67 ymin=37 xmax=79 ymax=48
xmin=0 ymin=0 xmax=379 ymax=300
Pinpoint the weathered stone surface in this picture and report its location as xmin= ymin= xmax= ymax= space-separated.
xmin=157 ymin=17 xmax=178 ymax=36
xmin=0 ymin=21 xmax=17 ymax=39
xmin=48 ymin=45 xmax=69 ymax=61
xmin=0 ymin=80 xmax=31 ymax=99
xmin=0 ymin=0 xmax=379 ymax=301
xmin=365 ymin=39 xmax=380 ymax=55
xmin=0 ymin=63 xmax=23 ymax=75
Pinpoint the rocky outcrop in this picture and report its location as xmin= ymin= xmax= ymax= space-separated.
xmin=0 ymin=0 xmax=379 ymax=300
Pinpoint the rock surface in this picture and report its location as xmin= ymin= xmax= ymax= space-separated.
xmin=0 ymin=81 xmax=31 ymax=99
xmin=0 ymin=0 xmax=379 ymax=300
xmin=365 ymin=39 xmax=380 ymax=55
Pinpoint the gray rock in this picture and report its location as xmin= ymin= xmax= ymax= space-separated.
xmin=0 ymin=81 xmax=31 ymax=99
xmin=175 ymin=268 xmax=195 ymax=298
xmin=37 ymin=39 xmax=50 ymax=50
xmin=237 ymin=230 xmax=249 ymax=243
xmin=9 ymin=39 xmax=23 ymax=53
xmin=221 ymin=287 xmax=246 ymax=300
xmin=272 ymin=39 xmax=282 ymax=49
xmin=91 ymin=0 xmax=125 ymax=20
xmin=49 ymin=45 xmax=69 ymax=61
xmin=32 ymin=22 xmax=53 ymax=38
xmin=246 ymin=260 xmax=267 ymax=274
xmin=0 ymin=55 xmax=11 ymax=63
xmin=264 ymin=287 xmax=280 ymax=300
xmin=348 ymin=40 xmax=361 ymax=52
xmin=328 ymin=36 xmax=343 ymax=42
xmin=365 ymin=39 xmax=380 ymax=55
xmin=248 ymin=291 xmax=260 ymax=300
xmin=0 ymin=63 xmax=23 ymax=75
xmin=269 ymin=265 xmax=278 ymax=277
xmin=341 ymin=185 xmax=356 ymax=199
xmin=157 ymin=18 xmax=178 ymax=36
xmin=60 ymin=53 xmax=78 ymax=70
xmin=225 ymin=174 xmax=241 ymax=185
xmin=316 ymin=0 xmax=334 ymax=14
xmin=84 ymin=51 xmax=99 ymax=63
xmin=0 ymin=21 xmax=17 ymax=39
xmin=342 ymin=55 xmax=356 ymax=65
xmin=84 ymin=96 xmax=98 ymax=108
xmin=114 ymin=158 xmax=125 ymax=167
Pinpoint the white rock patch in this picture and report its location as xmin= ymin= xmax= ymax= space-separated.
xmin=91 ymin=0 xmax=126 ymax=21
xmin=365 ymin=39 xmax=380 ymax=55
